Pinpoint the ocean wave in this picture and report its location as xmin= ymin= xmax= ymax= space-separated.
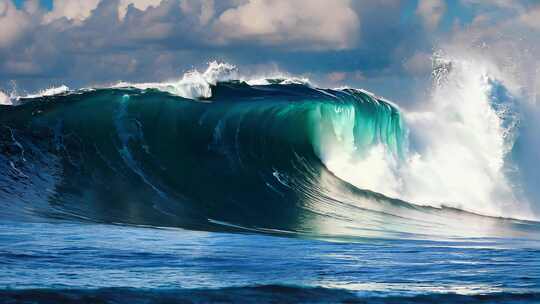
xmin=0 ymin=57 xmax=538 ymax=240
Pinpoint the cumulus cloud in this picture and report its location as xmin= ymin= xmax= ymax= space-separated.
xmin=0 ymin=0 xmax=34 ymax=48
xmin=118 ymin=0 xmax=163 ymax=20
xmin=403 ymin=51 xmax=432 ymax=76
xmin=179 ymin=0 xmax=214 ymax=25
xmin=43 ymin=0 xmax=101 ymax=23
xmin=0 ymin=0 xmax=437 ymax=102
xmin=0 ymin=0 xmax=469 ymax=99
xmin=460 ymin=0 xmax=517 ymax=9
xmin=326 ymin=70 xmax=365 ymax=84
xmin=43 ymin=0 xmax=167 ymax=23
xmin=215 ymin=0 xmax=360 ymax=50
xmin=416 ymin=0 xmax=446 ymax=30
xmin=520 ymin=6 xmax=540 ymax=29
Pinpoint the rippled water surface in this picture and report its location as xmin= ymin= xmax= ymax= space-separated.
xmin=1 ymin=221 xmax=539 ymax=303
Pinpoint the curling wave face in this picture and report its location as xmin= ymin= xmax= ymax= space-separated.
xmin=0 ymin=61 xmax=539 ymax=241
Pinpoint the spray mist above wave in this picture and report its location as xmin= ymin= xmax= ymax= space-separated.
xmin=0 ymin=91 xmax=10 ymax=105
xmin=23 ymin=85 xmax=71 ymax=99
xmin=405 ymin=55 xmax=523 ymax=215
xmin=113 ymin=61 xmax=239 ymax=99
xmin=1 ymin=84 xmax=72 ymax=105
xmin=320 ymin=52 xmax=532 ymax=219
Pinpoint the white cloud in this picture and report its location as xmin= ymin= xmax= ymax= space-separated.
xmin=44 ymin=0 xmax=165 ymax=23
xmin=23 ymin=0 xmax=41 ymax=15
xmin=0 ymin=0 xmax=435 ymax=95
xmin=44 ymin=0 xmax=101 ymax=23
xmin=416 ymin=0 xmax=446 ymax=30
xmin=326 ymin=70 xmax=365 ymax=84
xmin=118 ymin=0 xmax=163 ymax=20
xmin=179 ymin=0 xmax=214 ymax=26
xmin=403 ymin=51 xmax=432 ymax=76
xmin=460 ymin=0 xmax=517 ymax=9
xmin=215 ymin=0 xmax=360 ymax=50
xmin=519 ymin=7 xmax=540 ymax=30
xmin=0 ymin=0 xmax=32 ymax=48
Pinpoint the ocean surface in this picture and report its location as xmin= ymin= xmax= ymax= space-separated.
xmin=2 ymin=221 xmax=540 ymax=303
xmin=1 ymin=62 xmax=540 ymax=303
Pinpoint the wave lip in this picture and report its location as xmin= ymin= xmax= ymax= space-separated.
xmin=111 ymin=61 xmax=317 ymax=100
xmin=22 ymin=85 xmax=70 ymax=99
xmin=112 ymin=61 xmax=239 ymax=100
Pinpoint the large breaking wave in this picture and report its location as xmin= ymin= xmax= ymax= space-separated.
xmin=0 ymin=58 xmax=538 ymax=240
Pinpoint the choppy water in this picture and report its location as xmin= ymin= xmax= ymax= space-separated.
xmin=1 ymin=221 xmax=539 ymax=303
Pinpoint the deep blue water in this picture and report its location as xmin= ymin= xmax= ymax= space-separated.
xmin=1 ymin=220 xmax=540 ymax=303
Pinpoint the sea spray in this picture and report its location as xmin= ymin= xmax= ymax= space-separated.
xmin=320 ymin=54 xmax=531 ymax=219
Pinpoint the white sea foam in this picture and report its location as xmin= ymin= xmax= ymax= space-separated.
xmin=403 ymin=57 xmax=523 ymax=217
xmin=321 ymin=53 xmax=533 ymax=219
xmin=23 ymin=85 xmax=70 ymax=99
xmin=114 ymin=61 xmax=239 ymax=99
xmin=114 ymin=61 xmax=313 ymax=99
xmin=0 ymin=91 xmax=11 ymax=105
xmin=245 ymin=77 xmax=311 ymax=86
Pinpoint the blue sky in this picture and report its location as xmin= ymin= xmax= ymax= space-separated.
xmin=14 ymin=0 xmax=52 ymax=9
xmin=1 ymin=0 xmax=539 ymax=104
